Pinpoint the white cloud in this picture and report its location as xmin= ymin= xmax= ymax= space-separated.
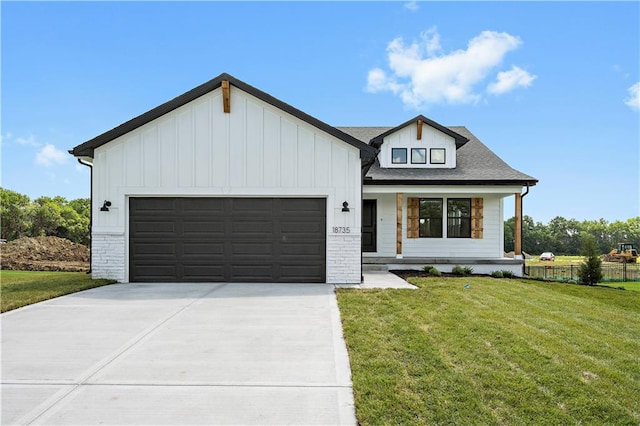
xmin=422 ymin=27 xmax=441 ymax=56
xmin=366 ymin=29 xmax=535 ymax=108
xmin=624 ymin=82 xmax=640 ymax=110
xmin=16 ymin=135 xmax=40 ymax=147
xmin=404 ymin=1 xmax=419 ymax=12
xmin=36 ymin=144 xmax=68 ymax=166
xmin=487 ymin=66 xmax=537 ymax=95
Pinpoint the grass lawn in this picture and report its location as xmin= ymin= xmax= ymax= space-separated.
xmin=600 ymin=281 xmax=640 ymax=292
xmin=1 ymin=270 xmax=116 ymax=313
xmin=337 ymin=277 xmax=640 ymax=425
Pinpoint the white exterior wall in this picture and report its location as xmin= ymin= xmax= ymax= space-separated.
xmin=378 ymin=122 xmax=456 ymax=169
xmin=363 ymin=186 xmax=522 ymax=260
xmin=91 ymin=86 xmax=362 ymax=283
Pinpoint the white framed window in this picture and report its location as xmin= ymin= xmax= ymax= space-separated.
xmin=392 ymin=148 xmax=407 ymax=164
xmin=411 ymin=148 xmax=426 ymax=164
xmin=430 ymin=148 xmax=446 ymax=164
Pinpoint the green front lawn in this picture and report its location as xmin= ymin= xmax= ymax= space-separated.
xmin=337 ymin=277 xmax=640 ymax=425
xmin=1 ymin=270 xmax=116 ymax=313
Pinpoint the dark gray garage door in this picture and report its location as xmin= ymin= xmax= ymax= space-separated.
xmin=129 ymin=198 xmax=326 ymax=283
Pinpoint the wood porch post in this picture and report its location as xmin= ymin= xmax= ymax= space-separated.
xmin=396 ymin=192 xmax=403 ymax=258
xmin=515 ymin=193 xmax=522 ymax=258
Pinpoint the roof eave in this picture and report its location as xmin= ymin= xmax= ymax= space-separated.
xmin=363 ymin=178 xmax=538 ymax=186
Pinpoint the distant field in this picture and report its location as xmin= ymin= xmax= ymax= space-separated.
xmin=527 ymin=255 xmax=584 ymax=265
xmin=527 ymin=255 xmax=638 ymax=267
xmin=600 ymin=281 xmax=640 ymax=292
xmin=526 ymin=256 xmax=639 ymax=283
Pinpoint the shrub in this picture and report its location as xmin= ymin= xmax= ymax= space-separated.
xmin=491 ymin=270 xmax=514 ymax=278
xmin=451 ymin=265 xmax=473 ymax=276
xmin=578 ymin=234 xmax=603 ymax=286
xmin=422 ymin=265 xmax=441 ymax=276
xmin=500 ymin=270 xmax=515 ymax=278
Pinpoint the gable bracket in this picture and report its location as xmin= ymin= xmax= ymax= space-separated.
xmin=417 ymin=119 xmax=423 ymax=140
xmin=222 ymin=80 xmax=231 ymax=113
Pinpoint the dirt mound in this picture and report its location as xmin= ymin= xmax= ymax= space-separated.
xmin=1 ymin=236 xmax=89 ymax=272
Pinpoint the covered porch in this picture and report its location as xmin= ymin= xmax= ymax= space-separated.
xmin=362 ymin=186 xmax=529 ymax=277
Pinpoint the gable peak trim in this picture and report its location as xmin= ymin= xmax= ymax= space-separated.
xmin=370 ymin=114 xmax=469 ymax=149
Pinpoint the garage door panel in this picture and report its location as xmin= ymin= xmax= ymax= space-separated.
xmin=231 ymin=221 xmax=274 ymax=234
xmin=182 ymin=198 xmax=225 ymax=211
xmin=132 ymin=221 xmax=177 ymax=234
xmin=281 ymin=242 xmax=324 ymax=256
xmin=230 ymin=265 xmax=274 ymax=280
xmin=280 ymin=198 xmax=324 ymax=210
xmin=130 ymin=197 xmax=326 ymax=282
xmin=280 ymin=265 xmax=324 ymax=281
xmin=231 ymin=198 xmax=273 ymax=211
xmin=182 ymin=265 xmax=225 ymax=281
xmin=130 ymin=198 xmax=176 ymax=213
xmin=230 ymin=243 xmax=274 ymax=255
xmin=183 ymin=242 xmax=225 ymax=255
xmin=132 ymin=264 xmax=178 ymax=281
xmin=182 ymin=221 xmax=225 ymax=234
xmin=132 ymin=242 xmax=177 ymax=256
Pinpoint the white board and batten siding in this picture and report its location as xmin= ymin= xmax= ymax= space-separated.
xmin=91 ymin=86 xmax=362 ymax=283
xmin=378 ymin=122 xmax=456 ymax=169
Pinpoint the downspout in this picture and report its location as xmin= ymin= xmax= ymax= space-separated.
xmin=77 ymin=158 xmax=93 ymax=274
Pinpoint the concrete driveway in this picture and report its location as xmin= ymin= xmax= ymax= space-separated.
xmin=1 ymin=283 xmax=356 ymax=425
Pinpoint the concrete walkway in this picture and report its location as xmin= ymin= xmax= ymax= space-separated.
xmin=1 ymin=283 xmax=355 ymax=425
xmin=336 ymin=271 xmax=417 ymax=290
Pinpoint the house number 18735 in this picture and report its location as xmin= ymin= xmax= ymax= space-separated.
xmin=332 ymin=227 xmax=351 ymax=234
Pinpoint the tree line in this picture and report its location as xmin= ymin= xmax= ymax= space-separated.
xmin=1 ymin=187 xmax=90 ymax=245
xmin=504 ymin=215 xmax=640 ymax=256
xmin=1 ymin=187 xmax=639 ymax=254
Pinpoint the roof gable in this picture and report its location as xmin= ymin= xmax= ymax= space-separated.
xmin=362 ymin=126 xmax=537 ymax=186
xmin=369 ymin=115 xmax=469 ymax=149
xmin=70 ymin=73 xmax=377 ymax=159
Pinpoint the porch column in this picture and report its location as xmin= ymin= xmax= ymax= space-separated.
xmin=396 ymin=192 xmax=403 ymax=258
xmin=514 ymin=193 xmax=522 ymax=258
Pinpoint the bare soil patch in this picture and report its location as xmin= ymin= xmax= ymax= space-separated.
xmin=1 ymin=236 xmax=89 ymax=272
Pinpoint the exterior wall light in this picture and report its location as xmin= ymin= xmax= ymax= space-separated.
xmin=100 ymin=200 xmax=112 ymax=212
xmin=342 ymin=201 xmax=350 ymax=212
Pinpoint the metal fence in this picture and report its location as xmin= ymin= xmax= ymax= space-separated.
xmin=524 ymin=263 xmax=639 ymax=282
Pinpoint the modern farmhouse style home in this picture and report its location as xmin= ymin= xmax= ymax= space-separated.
xmin=70 ymin=73 xmax=537 ymax=284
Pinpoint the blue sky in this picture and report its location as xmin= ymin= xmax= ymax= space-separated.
xmin=2 ymin=1 xmax=638 ymax=224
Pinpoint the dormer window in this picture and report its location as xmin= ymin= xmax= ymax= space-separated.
xmin=430 ymin=148 xmax=446 ymax=164
xmin=411 ymin=148 xmax=426 ymax=164
xmin=391 ymin=148 xmax=407 ymax=164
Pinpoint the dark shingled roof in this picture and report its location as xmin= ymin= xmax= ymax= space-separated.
xmin=337 ymin=126 xmax=538 ymax=186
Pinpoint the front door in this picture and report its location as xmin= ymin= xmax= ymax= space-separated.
xmin=362 ymin=199 xmax=377 ymax=252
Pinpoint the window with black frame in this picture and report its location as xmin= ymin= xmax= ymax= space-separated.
xmin=447 ymin=198 xmax=471 ymax=238
xmin=419 ymin=199 xmax=443 ymax=237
